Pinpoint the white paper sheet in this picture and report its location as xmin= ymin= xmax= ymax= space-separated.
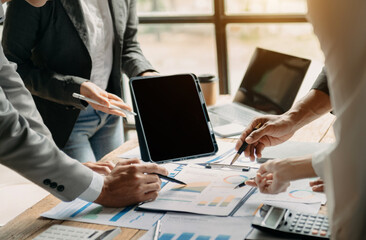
xmin=139 ymin=165 xmax=256 ymax=216
xmin=139 ymin=213 xmax=254 ymax=240
xmin=256 ymin=178 xmax=326 ymax=204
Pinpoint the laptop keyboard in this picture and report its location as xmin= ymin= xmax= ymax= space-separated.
xmin=209 ymin=104 xmax=259 ymax=124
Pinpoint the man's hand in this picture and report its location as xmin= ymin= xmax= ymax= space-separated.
xmin=80 ymin=81 xmax=132 ymax=117
xmin=309 ymin=178 xmax=325 ymax=192
xmin=82 ymin=161 xmax=115 ymax=175
xmin=235 ymin=115 xmax=297 ymax=161
xmin=235 ymin=89 xmax=332 ymax=161
xmin=94 ymin=158 xmax=168 ymax=207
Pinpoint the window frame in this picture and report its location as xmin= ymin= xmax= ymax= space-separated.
xmin=138 ymin=0 xmax=307 ymax=94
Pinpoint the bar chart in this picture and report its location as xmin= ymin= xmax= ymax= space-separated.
xmin=41 ymin=199 xmax=164 ymax=230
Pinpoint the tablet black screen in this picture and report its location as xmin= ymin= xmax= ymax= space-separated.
xmin=131 ymin=74 xmax=216 ymax=162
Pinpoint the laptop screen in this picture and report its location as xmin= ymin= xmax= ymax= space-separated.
xmin=233 ymin=48 xmax=311 ymax=114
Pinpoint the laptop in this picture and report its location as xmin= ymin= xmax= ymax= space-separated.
xmin=209 ymin=47 xmax=311 ymax=137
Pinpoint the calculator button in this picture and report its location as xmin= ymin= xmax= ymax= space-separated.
xmin=318 ymin=216 xmax=325 ymax=219
xmin=320 ymin=230 xmax=328 ymax=236
xmin=312 ymin=230 xmax=319 ymax=235
xmin=289 ymin=227 xmax=294 ymax=231
xmin=291 ymin=223 xmax=296 ymax=227
xmin=304 ymin=229 xmax=310 ymax=234
xmin=296 ymin=228 xmax=302 ymax=232
xmin=313 ymin=227 xmax=320 ymax=231
xmin=302 ymin=214 xmax=309 ymax=217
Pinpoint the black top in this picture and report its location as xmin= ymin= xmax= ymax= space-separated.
xmin=311 ymin=67 xmax=329 ymax=95
xmin=2 ymin=0 xmax=154 ymax=148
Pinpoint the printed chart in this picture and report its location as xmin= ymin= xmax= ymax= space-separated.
xmin=41 ymin=199 xmax=164 ymax=230
xmin=171 ymin=182 xmax=210 ymax=193
xmin=257 ymin=178 xmax=326 ymax=204
xmin=289 ymin=190 xmax=315 ymax=200
xmin=140 ymin=213 xmax=254 ymax=240
xmin=139 ymin=166 xmax=256 ymax=216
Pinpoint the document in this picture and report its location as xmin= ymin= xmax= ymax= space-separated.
xmin=256 ymin=178 xmax=326 ymax=204
xmin=41 ymin=198 xmax=164 ymax=230
xmin=233 ymin=178 xmax=325 ymax=218
xmin=138 ymin=165 xmax=256 ymax=216
xmin=234 ymin=191 xmax=322 ymax=217
xmin=139 ymin=213 xmax=254 ymax=240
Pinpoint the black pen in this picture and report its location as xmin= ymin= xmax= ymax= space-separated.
xmin=234 ymin=177 xmax=255 ymax=189
xmin=156 ymin=174 xmax=187 ymax=185
xmin=230 ymin=123 xmax=262 ymax=165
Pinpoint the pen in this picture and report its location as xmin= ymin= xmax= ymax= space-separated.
xmin=153 ymin=219 xmax=161 ymax=240
xmin=72 ymin=93 xmax=137 ymax=117
xmin=230 ymin=123 xmax=262 ymax=165
xmin=234 ymin=177 xmax=255 ymax=189
xmin=156 ymin=173 xmax=187 ymax=185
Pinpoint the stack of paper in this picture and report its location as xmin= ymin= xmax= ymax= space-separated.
xmin=140 ymin=213 xmax=254 ymax=240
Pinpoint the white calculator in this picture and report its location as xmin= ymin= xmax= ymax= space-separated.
xmin=33 ymin=224 xmax=121 ymax=240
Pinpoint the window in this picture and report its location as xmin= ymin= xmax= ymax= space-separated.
xmin=137 ymin=0 xmax=323 ymax=94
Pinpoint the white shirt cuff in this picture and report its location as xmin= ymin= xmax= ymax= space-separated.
xmin=311 ymin=146 xmax=332 ymax=179
xmin=77 ymin=172 xmax=104 ymax=202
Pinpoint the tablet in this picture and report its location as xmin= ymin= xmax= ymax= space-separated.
xmin=130 ymin=74 xmax=218 ymax=163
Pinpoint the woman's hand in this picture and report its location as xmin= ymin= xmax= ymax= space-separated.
xmin=80 ymin=81 xmax=132 ymax=117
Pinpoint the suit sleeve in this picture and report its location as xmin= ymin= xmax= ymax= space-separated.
xmin=311 ymin=67 xmax=330 ymax=95
xmin=2 ymin=0 xmax=87 ymax=109
xmin=0 ymin=86 xmax=94 ymax=201
xmin=121 ymin=0 xmax=156 ymax=77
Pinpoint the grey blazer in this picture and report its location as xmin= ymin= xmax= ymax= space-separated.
xmin=0 ymin=45 xmax=94 ymax=201
xmin=2 ymin=0 xmax=154 ymax=148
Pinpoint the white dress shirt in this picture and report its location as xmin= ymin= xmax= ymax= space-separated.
xmin=309 ymin=0 xmax=366 ymax=238
xmin=79 ymin=0 xmax=114 ymax=90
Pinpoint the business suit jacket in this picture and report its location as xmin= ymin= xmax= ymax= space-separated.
xmin=2 ymin=0 xmax=154 ymax=148
xmin=0 ymin=45 xmax=94 ymax=201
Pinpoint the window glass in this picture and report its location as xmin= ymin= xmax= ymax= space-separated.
xmin=225 ymin=0 xmax=307 ymax=14
xmin=137 ymin=0 xmax=213 ymax=16
xmin=227 ymin=23 xmax=324 ymax=98
xmin=138 ymin=24 xmax=218 ymax=77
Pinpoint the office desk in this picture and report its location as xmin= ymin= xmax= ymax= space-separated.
xmin=0 ymin=113 xmax=335 ymax=240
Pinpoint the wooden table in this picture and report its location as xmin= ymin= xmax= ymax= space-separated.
xmin=0 ymin=113 xmax=335 ymax=240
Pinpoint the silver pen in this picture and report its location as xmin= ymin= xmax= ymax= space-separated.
xmin=72 ymin=93 xmax=137 ymax=117
xmin=153 ymin=219 xmax=161 ymax=240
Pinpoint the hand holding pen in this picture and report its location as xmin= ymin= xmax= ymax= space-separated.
xmin=77 ymin=81 xmax=136 ymax=117
xmin=231 ymin=123 xmax=262 ymax=165
xmin=234 ymin=177 xmax=255 ymax=189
